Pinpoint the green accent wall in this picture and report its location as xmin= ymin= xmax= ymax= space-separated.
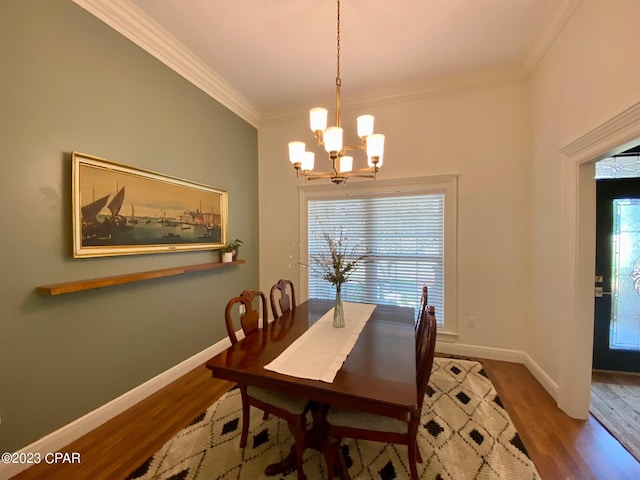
xmin=0 ymin=0 xmax=258 ymax=451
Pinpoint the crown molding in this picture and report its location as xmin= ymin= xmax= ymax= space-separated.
xmin=72 ymin=0 xmax=579 ymax=130
xmin=260 ymin=67 xmax=526 ymax=126
xmin=560 ymin=101 xmax=640 ymax=160
xmin=72 ymin=0 xmax=260 ymax=128
xmin=523 ymin=0 xmax=582 ymax=79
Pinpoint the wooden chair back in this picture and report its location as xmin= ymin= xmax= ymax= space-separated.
xmin=416 ymin=306 xmax=437 ymax=413
xmin=415 ymin=286 xmax=429 ymax=355
xmin=270 ymin=279 xmax=296 ymax=319
xmin=417 ymin=286 xmax=428 ymax=327
xmin=225 ymin=289 xmax=268 ymax=345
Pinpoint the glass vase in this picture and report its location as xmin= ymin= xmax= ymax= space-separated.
xmin=333 ymin=285 xmax=345 ymax=328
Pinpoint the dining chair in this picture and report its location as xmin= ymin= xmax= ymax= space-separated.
xmin=224 ymin=289 xmax=311 ymax=480
xmin=323 ymin=306 xmax=438 ymax=480
xmin=270 ymin=278 xmax=297 ymax=319
xmin=224 ymin=289 xmax=268 ymax=344
xmin=415 ymin=286 xmax=429 ymax=351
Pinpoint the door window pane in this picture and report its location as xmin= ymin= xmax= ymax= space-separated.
xmin=610 ymin=199 xmax=640 ymax=351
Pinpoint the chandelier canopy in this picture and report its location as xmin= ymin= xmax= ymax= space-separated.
xmin=288 ymin=0 xmax=385 ymax=185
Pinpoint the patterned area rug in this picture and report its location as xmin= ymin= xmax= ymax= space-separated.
xmin=127 ymin=358 xmax=541 ymax=479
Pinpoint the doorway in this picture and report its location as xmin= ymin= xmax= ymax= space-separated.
xmin=590 ymin=149 xmax=640 ymax=462
xmin=559 ymin=101 xmax=640 ymax=420
xmin=594 ymin=177 xmax=640 ymax=373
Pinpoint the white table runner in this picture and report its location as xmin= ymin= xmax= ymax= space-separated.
xmin=264 ymin=301 xmax=376 ymax=383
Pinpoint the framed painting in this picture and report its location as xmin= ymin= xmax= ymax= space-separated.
xmin=72 ymin=152 xmax=228 ymax=258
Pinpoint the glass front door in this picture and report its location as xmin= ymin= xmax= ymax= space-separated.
xmin=594 ymin=178 xmax=640 ymax=372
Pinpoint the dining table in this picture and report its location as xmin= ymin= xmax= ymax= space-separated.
xmin=205 ymin=298 xmax=417 ymax=479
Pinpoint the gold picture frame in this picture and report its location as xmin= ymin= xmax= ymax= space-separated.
xmin=72 ymin=152 xmax=228 ymax=258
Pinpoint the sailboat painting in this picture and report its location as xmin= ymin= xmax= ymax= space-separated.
xmin=72 ymin=152 xmax=228 ymax=258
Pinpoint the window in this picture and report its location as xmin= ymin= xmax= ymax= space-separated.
xmin=299 ymin=175 xmax=458 ymax=337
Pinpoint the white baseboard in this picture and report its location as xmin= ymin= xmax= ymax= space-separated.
xmin=1 ymin=338 xmax=232 ymax=480
xmin=436 ymin=340 xmax=528 ymax=363
xmin=522 ymin=352 xmax=559 ymax=400
xmin=435 ymin=341 xmax=559 ymax=400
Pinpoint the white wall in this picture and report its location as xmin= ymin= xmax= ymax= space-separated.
xmin=529 ymin=0 xmax=640 ymax=417
xmin=259 ymin=83 xmax=531 ymax=352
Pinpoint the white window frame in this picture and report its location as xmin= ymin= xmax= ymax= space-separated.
xmin=299 ymin=174 xmax=459 ymax=341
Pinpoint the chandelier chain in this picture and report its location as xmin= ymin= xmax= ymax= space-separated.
xmin=336 ymin=0 xmax=341 ymax=86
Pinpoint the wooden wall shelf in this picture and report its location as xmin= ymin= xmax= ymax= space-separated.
xmin=35 ymin=260 xmax=246 ymax=296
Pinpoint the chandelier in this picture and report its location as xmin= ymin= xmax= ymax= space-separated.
xmin=288 ymin=0 xmax=385 ymax=185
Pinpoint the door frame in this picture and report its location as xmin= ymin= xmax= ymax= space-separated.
xmin=560 ymin=100 xmax=640 ymax=419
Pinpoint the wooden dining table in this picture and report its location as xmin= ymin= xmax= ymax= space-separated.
xmin=205 ymin=298 xmax=417 ymax=479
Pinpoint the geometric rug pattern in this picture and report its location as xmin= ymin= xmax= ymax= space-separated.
xmin=127 ymin=357 xmax=541 ymax=479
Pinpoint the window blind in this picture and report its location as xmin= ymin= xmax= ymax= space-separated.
xmin=308 ymin=192 xmax=445 ymax=324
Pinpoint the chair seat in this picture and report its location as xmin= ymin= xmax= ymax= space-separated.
xmin=247 ymin=385 xmax=308 ymax=413
xmin=326 ymin=406 xmax=409 ymax=434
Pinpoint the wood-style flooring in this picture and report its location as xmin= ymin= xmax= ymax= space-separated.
xmin=590 ymin=370 xmax=640 ymax=464
xmin=11 ymin=357 xmax=640 ymax=480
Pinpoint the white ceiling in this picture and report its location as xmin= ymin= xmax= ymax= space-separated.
xmin=77 ymin=0 xmax=579 ymax=124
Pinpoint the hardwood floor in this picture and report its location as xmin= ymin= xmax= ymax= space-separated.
xmin=483 ymin=359 xmax=640 ymax=480
xmin=590 ymin=370 xmax=640 ymax=465
xmin=10 ymin=368 xmax=234 ymax=480
xmin=11 ymin=357 xmax=640 ymax=480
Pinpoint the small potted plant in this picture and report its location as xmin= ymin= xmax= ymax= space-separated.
xmin=221 ymin=238 xmax=243 ymax=262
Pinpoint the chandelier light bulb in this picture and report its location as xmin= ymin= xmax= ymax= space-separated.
xmin=288 ymin=141 xmax=306 ymax=164
xmin=301 ymin=151 xmax=315 ymax=171
xmin=366 ymin=134 xmax=385 ymax=158
xmin=323 ymin=126 xmax=343 ymax=154
xmin=357 ymin=115 xmax=374 ymax=138
xmin=340 ymin=156 xmax=353 ymax=173
xmin=309 ymin=108 xmax=328 ymax=132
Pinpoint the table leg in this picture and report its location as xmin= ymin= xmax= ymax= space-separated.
xmin=263 ymin=403 xmax=352 ymax=479
xmin=263 ymin=440 xmax=352 ymax=480
xmin=264 ymin=444 xmax=298 ymax=477
xmin=333 ymin=444 xmax=351 ymax=480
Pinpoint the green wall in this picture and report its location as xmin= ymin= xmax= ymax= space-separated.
xmin=0 ymin=0 xmax=258 ymax=451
